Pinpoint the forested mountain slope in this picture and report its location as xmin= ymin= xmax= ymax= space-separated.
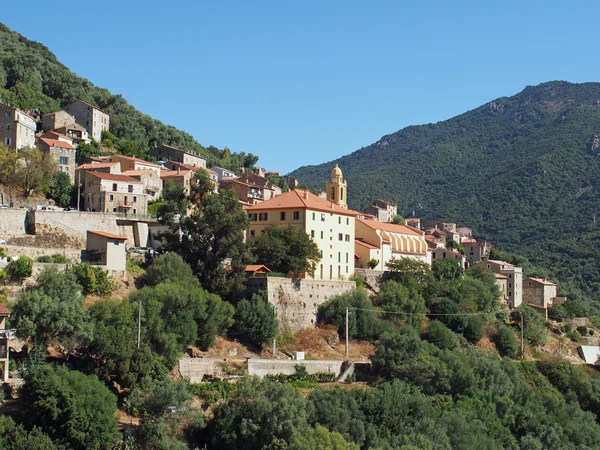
xmin=291 ymin=81 xmax=600 ymax=311
xmin=0 ymin=22 xmax=256 ymax=169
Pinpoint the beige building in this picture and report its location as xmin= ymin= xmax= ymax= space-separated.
xmin=246 ymin=188 xmax=357 ymax=280
xmin=211 ymin=166 xmax=237 ymax=180
xmin=479 ymin=260 xmax=522 ymax=309
xmin=82 ymin=171 xmax=147 ymax=215
xmin=37 ymin=136 xmax=77 ymax=182
xmin=355 ymin=218 xmax=428 ymax=270
xmin=464 ymin=240 xmax=491 ymax=265
xmin=42 ymin=110 xmax=75 ymax=132
xmin=523 ymin=277 xmax=558 ymax=309
xmin=405 ymin=217 xmax=421 ymax=229
xmin=108 ymin=154 xmax=162 ymax=176
xmin=237 ymin=173 xmax=282 ymax=198
xmin=495 ymin=274 xmax=509 ymax=303
xmin=430 ymin=247 xmax=468 ymax=269
xmin=160 ymin=168 xmax=194 ymax=195
xmin=86 ymin=230 xmax=127 ymax=271
xmin=425 ymin=221 xmax=457 ymax=232
xmin=122 ymin=169 xmax=162 ymax=201
xmin=64 ymin=100 xmax=109 ymax=142
xmin=150 ymin=144 xmax=207 ymax=168
xmin=364 ymin=199 xmax=398 ymax=222
xmin=75 ymin=162 xmax=121 ymax=186
xmin=326 ymin=164 xmax=348 ymax=209
xmin=0 ymin=102 xmax=36 ymax=149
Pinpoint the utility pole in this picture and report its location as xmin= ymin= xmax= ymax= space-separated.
xmin=137 ymin=299 xmax=141 ymax=348
xmin=272 ymin=338 xmax=276 ymax=358
xmin=520 ymin=311 xmax=524 ymax=359
xmin=345 ymin=307 xmax=349 ymax=359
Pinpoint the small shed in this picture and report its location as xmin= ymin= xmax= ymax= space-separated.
xmin=86 ymin=230 xmax=127 ymax=271
xmin=245 ymin=265 xmax=271 ymax=277
xmin=579 ymin=345 xmax=600 ymax=364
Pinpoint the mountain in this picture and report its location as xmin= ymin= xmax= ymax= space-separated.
xmin=0 ymin=22 xmax=257 ymax=170
xmin=290 ymin=81 xmax=600 ymax=313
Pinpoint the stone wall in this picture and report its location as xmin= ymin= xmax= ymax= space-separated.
xmin=247 ymin=277 xmax=356 ymax=332
xmin=247 ymin=359 xmax=344 ymax=379
xmin=353 ymin=268 xmax=390 ymax=294
xmin=0 ymin=209 xmax=28 ymax=238
xmin=30 ymin=211 xmax=121 ymax=244
xmin=178 ymin=358 xmax=223 ymax=383
xmin=2 ymin=245 xmax=82 ymax=262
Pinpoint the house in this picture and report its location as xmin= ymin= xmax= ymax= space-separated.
xmin=0 ymin=102 xmax=36 ymax=149
xmin=220 ymin=175 xmax=279 ymax=205
xmin=430 ymin=247 xmax=467 ymax=269
xmin=245 ymin=264 xmax=271 ymax=277
xmin=355 ymin=218 xmax=428 ymax=270
xmin=211 ymin=166 xmax=237 ymax=180
xmin=0 ymin=304 xmax=13 ymax=381
xmin=82 ymin=171 xmax=147 ymax=215
xmin=42 ymin=110 xmax=76 ymax=132
xmin=424 ymin=234 xmax=445 ymax=249
xmin=75 ymin=162 xmax=121 ymax=186
xmin=495 ymin=274 xmax=509 ymax=303
xmin=405 ymin=217 xmax=421 ymax=229
xmin=246 ymin=175 xmax=357 ymax=281
xmin=37 ymin=137 xmax=77 ymax=182
xmin=425 ymin=221 xmax=457 ymax=232
xmin=479 ymin=260 xmax=522 ymax=309
xmin=237 ymin=173 xmax=282 ymax=198
xmin=523 ymin=277 xmax=565 ymax=317
xmin=86 ymin=230 xmax=127 ymax=271
xmin=150 ymin=144 xmax=207 ymax=168
xmin=108 ymin=154 xmax=162 ymax=176
xmin=160 ymin=168 xmax=194 ymax=195
xmin=64 ymin=100 xmax=109 ymax=142
xmin=457 ymin=227 xmax=473 ymax=242
xmin=363 ymin=199 xmax=398 ymax=223
xmin=122 ymin=169 xmax=162 ymax=201
xmin=463 ymin=240 xmax=491 ymax=265
xmin=54 ymin=123 xmax=90 ymax=147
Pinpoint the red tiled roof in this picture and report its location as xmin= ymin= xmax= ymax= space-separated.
xmin=0 ymin=303 xmax=9 ymax=315
xmin=88 ymin=230 xmax=127 ymax=240
xmin=111 ymin=154 xmax=161 ymax=167
xmin=122 ymin=169 xmax=152 ymax=176
xmin=160 ymin=169 xmax=192 ymax=178
xmin=67 ymin=99 xmax=108 ymax=115
xmin=528 ymin=277 xmax=557 ymax=286
xmin=247 ymin=189 xmax=359 ymax=217
xmin=356 ymin=217 xmax=423 ymax=237
xmin=245 ymin=264 xmax=271 ymax=273
xmin=355 ymin=239 xmax=380 ymax=250
xmin=40 ymin=138 xmax=74 ymax=150
xmin=85 ymin=171 xmax=141 ymax=183
xmin=76 ymin=162 xmax=119 ymax=170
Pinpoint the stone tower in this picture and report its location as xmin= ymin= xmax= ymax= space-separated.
xmin=326 ymin=164 xmax=347 ymax=209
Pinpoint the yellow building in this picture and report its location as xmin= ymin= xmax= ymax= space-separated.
xmin=326 ymin=164 xmax=348 ymax=209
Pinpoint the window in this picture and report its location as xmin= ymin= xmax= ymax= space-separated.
xmin=338 ymin=252 xmax=341 ymax=263
xmin=112 ymin=183 xmax=117 ymax=192
xmin=508 ymin=274 xmax=512 ymax=279
xmin=4 ymin=138 xmax=10 ymax=146
xmin=331 ymin=188 xmax=335 ymax=200
xmin=133 ymin=196 xmax=137 ymax=203
xmin=321 ymin=214 xmax=326 ymax=222
xmin=338 ymin=217 xmax=341 ymax=224
xmin=133 ymin=209 xmax=137 ymax=214
xmin=346 ymin=218 xmax=349 ymax=225
xmin=509 ymin=283 xmax=512 ymax=288
xmin=109 ymin=194 xmax=114 ymax=201
xmin=128 ymin=185 xmax=134 ymax=193
xmin=312 ymin=212 xmax=316 ymax=220
xmin=509 ymin=291 xmax=512 ymax=297
xmin=346 ymin=253 xmax=349 ymax=263
xmin=259 ymin=213 xmax=268 ymax=221
xmin=345 ymin=234 xmax=350 ymax=242
xmin=338 ymin=233 xmax=343 ymax=241
xmin=4 ymin=112 xmax=9 ymax=118
xmin=320 ymin=231 xmax=324 ymax=239
xmin=250 ymin=230 xmax=255 ymax=237
xmin=293 ymin=211 xmax=300 ymax=220
xmin=280 ymin=211 xmax=286 ymax=220
xmin=320 ymin=250 xmax=323 ymax=258
xmin=59 ymin=156 xmax=68 ymax=165
xmin=443 ymin=252 xmax=446 ymax=258
xmin=311 ymin=230 xmax=315 ymax=238
xmin=112 ymin=208 xmax=116 ymax=212
xmin=6 ymin=125 xmax=10 ymax=131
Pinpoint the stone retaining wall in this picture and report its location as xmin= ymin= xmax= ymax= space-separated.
xmin=247 ymin=359 xmax=344 ymax=378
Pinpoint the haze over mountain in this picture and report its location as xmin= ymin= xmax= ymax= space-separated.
xmin=290 ymin=81 xmax=600 ymax=311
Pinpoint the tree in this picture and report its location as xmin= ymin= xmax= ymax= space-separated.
xmin=190 ymin=169 xmax=215 ymax=204
xmin=128 ymin=377 xmax=191 ymax=419
xmin=0 ymin=143 xmax=18 ymax=191
xmin=47 ymin=171 xmax=72 ymax=207
xmin=386 ymin=258 xmax=433 ymax=287
xmin=391 ymin=215 xmax=405 ymax=225
xmin=70 ymin=263 xmax=115 ymax=296
xmin=426 ymin=320 xmax=461 ymax=350
xmin=446 ymin=239 xmax=458 ymax=250
xmin=156 ymin=180 xmax=189 ymax=227
xmin=166 ymin=188 xmax=249 ymax=300
xmin=13 ymin=147 xmax=58 ymax=197
xmin=288 ymin=425 xmax=360 ymax=450
xmin=0 ymin=416 xmax=57 ymax=450
xmin=145 ymin=252 xmax=197 ymax=287
xmin=367 ymin=258 xmax=379 ymax=269
xmin=11 ymin=268 xmax=91 ymax=352
xmin=233 ymin=294 xmax=279 ymax=347
xmin=432 ymin=259 xmax=463 ymax=281
xmin=18 ymin=364 xmax=119 ymax=450
xmin=7 ymin=256 xmax=33 ymax=281
xmin=250 ymin=224 xmax=321 ymax=277
xmin=497 ymin=325 xmax=519 ymax=358
xmin=511 ymin=306 xmax=548 ymax=346
xmin=374 ymin=280 xmax=425 ymax=328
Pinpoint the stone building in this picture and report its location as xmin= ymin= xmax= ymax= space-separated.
xmin=523 ymin=277 xmax=558 ymax=309
xmin=479 ymin=260 xmax=523 ymax=309
xmin=86 ymin=230 xmax=127 ymax=271
xmin=364 ymin=199 xmax=398 ymax=222
xmin=430 ymin=247 xmax=468 ymax=269
xmin=463 ymin=240 xmax=491 ymax=265
xmin=63 ymin=100 xmax=109 ymax=142
xmin=122 ymin=169 xmax=162 ymax=201
xmin=150 ymin=144 xmax=207 ymax=168
xmin=0 ymin=102 xmax=36 ymax=149
xmin=82 ymin=171 xmax=147 ymax=215
xmin=160 ymin=168 xmax=194 ymax=196
xmin=37 ymin=137 xmax=77 ymax=182
xmin=108 ymin=154 xmax=162 ymax=176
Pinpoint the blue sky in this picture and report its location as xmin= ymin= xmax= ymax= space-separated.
xmin=3 ymin=1 xmax=600 ymax=172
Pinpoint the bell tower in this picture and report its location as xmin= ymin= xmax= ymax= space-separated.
xmin=326 ymin=164 xmax=347 ymax=209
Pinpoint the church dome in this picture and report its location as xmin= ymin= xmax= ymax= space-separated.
xmin=331 ymin=164 xmax=342 ymax=178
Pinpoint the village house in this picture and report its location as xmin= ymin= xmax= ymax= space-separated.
xmin=41 ymin=111 xmax=91 ymax=147
xmin=430 ymin=247 xmax=468 ymax=269
xmin=82 ymin=171 xmax=147 ymax=215
xmin=211 ymin=166 xmax=237 ymax=180
xmin=0 ymin=102 xmax=36 ymax=149
xmin=108 ymin=154 xmax=162 ymax=176
xmin=75 ymin=162 xmax=121 ymax=187
xmin=122 ymin=169 xmax=162 ymax=201
xmin=150 ymin=144 xmax=207 ymax=168
xmin=247 ymin=166 xmax=357 ymax=280
xmin=220 ymin=178 xmax=261 ymax=205
xmin=479 ymin=260 xmax=523 ymax=309
xmin=405 ymin=217 xmax=421 ymax=229
xmin=463 ymin=240 xmax=492 ymax=265
xmin=363 ymin=199 xmax=398 ymax=223
xmin=64 ymin=100 xmax=110 ymax=142
xmin=425 ymin=221 xmax=457 ymax=232
xmin=495 ymin=274 xmax=509 ymax=303
xmin=355 ymin=218 xmax=429 ymax=269
xmin=523 ymin=277 xmax=566 ymax=317
xmin=457 ymin=226 xmax=473 ymax=242
xmin=237 ymin=173 xmax=282 ymax=198
xmin=86 ymin=230 xmax=127 ymax=272
xmin=160 ymin=168 xmax=194 ymax=195
xmin=37 ymin=136 xmax=77 ymax=182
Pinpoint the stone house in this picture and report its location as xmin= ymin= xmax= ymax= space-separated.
xmin=457 ymin=227 xmax=473 ymax=242
xmin=86 ymin=230 xmax=127 ymax=271
xmin=479 ymin=260 xmax=523 ymax=309
xmin=523 ymin=277 xmax=558 ymax=309
xmin=150 ymin=144 xmax=207 ymax=168
xmin=364 ymin=199 xmax=398 ymax=223
xmin=0 ymin=102 xmax=36 ymax=149
xmin=246 ymin=185 xmax=357 ymax=280
xmin=463 ymin=240 xmax=491 ymax=265
xmin=355 ymin=218 xmax=429 ymax=270
xmin=220 ymin=177 xmax=277 ymax=205
xmin=42 ymin=110 xmax=76 ymax=132
xmin=82 ymin=171 xmax=147 ymax=215
xmin=122 ymin=169 xmax=162 ymax=201
xmin=430 ymin=247 xmax=468 ymax=269
xmin=108 ymin=154 xmax=162 ymax=176
xmin=425 ymin=221 xmax=457 ymax=232
xmin=405 ymin=217 xmax=421 ymax=229
xmin=75 ymin=162 xmax=121 ymax=187
xmin=64 ymin=100 xmax=109 ymax=142
xmin=237 ymin=173 xmax=282 ymax=198
xmin=37 ymin=137 xmax=77 ymax=182
xmin=160 ymin=168 xmax=194 ymax=196
xmin=495 ymin=274 xmax=509 ymax=303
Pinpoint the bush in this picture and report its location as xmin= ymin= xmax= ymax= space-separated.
xmin=36 ymin=254 xmax=70 ymax=264
xmin=367 ymin=258 xmax=379 ymax=269
xmin=567 ymin=331 xmax=581 ymax=343
xmin=577 ymin=326 xmax=588 ymax=336
xmin=549 ymin=303 xmax=567 ymax=321
xmin=233 ymin=294 xmax=279 ymax=347
xmin=498 ymin=325 xmax=520 ymax=359
xmin=8 ymin=256 xmax=33 ymax=281
xmin=510 ymin=306 xmax=548 ymax=346
xmin=564 ymin=323 xmax=573 ymax=333
xmin=70 ymin=263 xmax=115 ymax=296
xmin=426 ymin=320 xmax=460 ymax=350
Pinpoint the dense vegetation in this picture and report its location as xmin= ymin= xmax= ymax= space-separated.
xmin=291 ymin=81 xmax=600 ymax=313
xmin=0 ymin=22 xmax=257 ymax=172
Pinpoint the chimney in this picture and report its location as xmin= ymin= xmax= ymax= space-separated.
xmin=177 ymin=167 xmax=181 ymax=175
xmin=304 ymin=190 xmax=309 ymax=200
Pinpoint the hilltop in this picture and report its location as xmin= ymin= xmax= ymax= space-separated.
xmin=0 ymin=22 xmax=256 ymax=171
xmin=290 ymin=81 xmax=600 ymax=313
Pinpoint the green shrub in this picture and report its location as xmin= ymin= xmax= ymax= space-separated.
xmin=36 ymin=254 xmax=70 ymax=264
xmin=70 ymin=263 xmax=115 ymax=296
xmin=577 ymin=326 xmax=588 ymax=336
xmin=549 ymin=303 xmax=567 ymax=321
xmin=498 ymin=325 xmax=520 ymax=359
xmin=426 ymin=320 xmax=460 ymax=350
xmin=367 ymin=258 xmax=379 ymax=269
xmin=590 ymin=329 xmax=595 ymax=336
xmin=567 ymin=331 xmax=581 ymax=343
xmin=8 ymin=256 xmax=33 ymax=281
xmin=564 ymin=323 xmax=573 ymax=333
xmin=191 ymin=380 xmax=238 ymax=405
xmin=233 ymin=294 xmax=279 ymax=347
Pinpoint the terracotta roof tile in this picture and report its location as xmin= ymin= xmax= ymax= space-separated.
xmin=356 ymin=217 xmax=424 ymax=236
xmin=527 ymin=277 xmax=557 ymax=286
xmin=247 ymin=189 xmax=359 ymax=217
xmin=85 ymin=171 xmax=141 ymax=183
xmin=40 ymin=138 xmax=74 ymax=150
xmin=355 ymin=239 xmax=380 ymax=250
xmin=88 ymin=230 xmax=127 ymax=240
xmin=76 ymin=162 xmax=119 ymax=170
xmin=245 ymin=264 xmax=271 ymax=272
